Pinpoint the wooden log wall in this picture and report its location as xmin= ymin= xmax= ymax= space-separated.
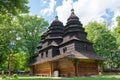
xmin=58 ymin=59 xmax=99 ymax=77
xmin=58 ymin=59 xmax=75 ymax=77
xmin=33 ymin=62 xmax=51 ymax=76
xmin=78 ymin=60 xmax=99 ymax=76
xmin=32 ymin=59 xmax=99 ymax=77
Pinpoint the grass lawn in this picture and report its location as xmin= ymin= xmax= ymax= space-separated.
xmin=0 ymin=75 xmax=120 ymax=80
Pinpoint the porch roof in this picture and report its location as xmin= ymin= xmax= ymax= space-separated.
xmin=30 ymin=51 xmax=104 ymax=66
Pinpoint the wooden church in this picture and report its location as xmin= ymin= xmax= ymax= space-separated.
xmin=29 ymin=9 xmax=103 ymax=77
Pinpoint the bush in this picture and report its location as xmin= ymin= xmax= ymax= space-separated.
xmin=12 ymin=74 xmax=18 ymax=79
xmin=2 ymin=70 xmax=4 ymax=75
xmin=2 ymin=75 xmax=7 ymax=80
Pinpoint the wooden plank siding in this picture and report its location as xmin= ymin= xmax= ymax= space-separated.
xmin=32 ymin=58 xmax=99 ymax=77
xmin=78 ymin=60 xmax=99 ymax=76
xmin=33 ymin=62 xmax=51 ymax=77
xmin=58 ymin=58 xmax=75 ymax=77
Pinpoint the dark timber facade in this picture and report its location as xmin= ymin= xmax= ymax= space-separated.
xmin=29 ymin=9 xmax=103 ymax=77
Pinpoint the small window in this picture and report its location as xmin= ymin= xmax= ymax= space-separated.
xmin=41 ymin=53 xmax=44 ymax=58
xmin=46 ymin=51 xmax=48 ymax=57
xmin=63 ymin=47 xmax=67 ymax=53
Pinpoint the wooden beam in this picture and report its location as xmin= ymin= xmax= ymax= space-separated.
xmin=96 ymin=60 xmax=99 ymax=75
xmin=71 ymin=59 xmax=79 ymax=77
xmin=75 ymin=59 xmax=79 ymax=77
xmin=49 ymin=61 xmax=53 ymax=77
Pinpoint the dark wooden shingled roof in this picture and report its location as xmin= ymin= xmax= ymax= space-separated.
xmin=36 ymin=15 xmax=63 ymax=51
xmin=30 ymin=51 xmax=104 ymax=66
xmin=50 ymin=16 xmax=63 ymax=26
xmin=30 ymin=9 xmax=104 ymax=66
xmin=67 ymin=9 xmax=79 ymax=21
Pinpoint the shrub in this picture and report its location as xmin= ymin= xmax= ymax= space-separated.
xmin=2 ymin=70 xmax=4 ymax=75
xmin=12 ymin=74 xmax=18 ymax=79
xmin=2 ymin=75 xmax=7 ymax=80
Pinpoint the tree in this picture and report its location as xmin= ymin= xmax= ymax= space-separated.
xmin=17 ymin=14 xmax=48 ymax=57
xmin=0 ymin=0 xmax=29 ymax=72
xmin=0 ymin=0 xmax=29 ymax=16
xmin=114 ymin=16 xmax=120 ymax=49
xmin=0 ymin=14 xmax=48 ymax=71
xmin=0 ymin=14 xmax=23 ymax=74
xmin=85 ymin=22 xmax=118 ymax=69
xmin=13 ymin=53 xmax=29 ymax=71
xmin=113 ymin=16 xmax=120 ymax=68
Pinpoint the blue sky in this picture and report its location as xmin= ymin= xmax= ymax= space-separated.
xmin=28 ymin=0 xmax=62 ymax=23
xmin=28 ymin=0 xmax=120 ymax=29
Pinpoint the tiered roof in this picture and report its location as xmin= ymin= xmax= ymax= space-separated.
xmin=62 ymin=8 xmax=89 ymax=44
xmin=30 ymin=9 xmax=103 ymax=65
xmin=37 ymin=16 xmax=63 ymax=50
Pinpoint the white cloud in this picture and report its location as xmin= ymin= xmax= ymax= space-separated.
xmin=56 ymin=0 xmax=120 ymax=26
xmin=108 ymin=9 xmax=120 ymax=30
xmin=41 ymin=0 xmax=47 ymax=4
xmin=56 ymin=0 xmax=73 ymax=25
xmin=40 ymin=0 xmax=56 ymax=16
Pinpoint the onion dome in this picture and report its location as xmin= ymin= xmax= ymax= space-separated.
xmin=64 ymin=8 xmax=87 ymax=41
xmin=49 ymin=16 xmax=63 ymax=28
xmin=65 ymin=8 xmax=83 ymax=32
xmin=46 ymin=16 xmax=64 ymax=44
xmin=47 ymin=16 xmax=63 ymax=38
xmin=66 ymin=9 xmax=82 ymax=26
xmin=67 ymin=9 xmax=79 ymax=21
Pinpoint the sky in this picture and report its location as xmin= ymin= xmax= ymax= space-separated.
xmin=28 ymin=0 xmax=120 ymax=29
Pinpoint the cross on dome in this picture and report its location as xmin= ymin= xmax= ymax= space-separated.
xmin=71 ymin=3 xmax=74 ymax=14
xmin=55 ymin=15 xmax=58 ymax=20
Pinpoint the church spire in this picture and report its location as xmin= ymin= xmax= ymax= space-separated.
xmin=55 ymin=15 xmax=58 ymax=20
xmin=55 ymin=12 xmax=58 ymax=20
xmin=67 ymin=3 xmax=80 ymax=22
xmin=71 ymin=3 xmax=74 ymax=14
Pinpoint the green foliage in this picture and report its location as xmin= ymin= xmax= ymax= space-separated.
xmin=2 ymin=70 xmax=4 ymax=75
xmin=113 ymin=16 xmax=120 ymax=68
xmin=114 ymin=16 xmax=120 ymax=48
xmin=2 ymin=75 xmax=7 ymax=80
xmin=1 ymin=75 xmax=120 ymax=80
xmin=12 ymin=74 xmax=18 ymax=79
xmin=85 ymin=22 xmax=106 ymax=42
xmin=85 ymin=22 xmax=118 ymax=69
xmin=0 ymin=14 xmax=48 ymax=71
xmin=0 ymin=13 xmax=22 ymax=69
xmin=0 ymin=0 xmax=29 ymax=71
xmin=13 ymin=53 xmax=30 ymax=71
xmin=1 ymin=74 xmax=18 ymax=80
xmin=0 ymin=0 xmax=49 ymax=75
xmin=17 ymin=14 xmax=48 ymax=57
xmin=0 ymin=0 xmax=29 ymax=16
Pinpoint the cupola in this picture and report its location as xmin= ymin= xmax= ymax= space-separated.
xmin=45 ymin=16 xmax=64 ymax=45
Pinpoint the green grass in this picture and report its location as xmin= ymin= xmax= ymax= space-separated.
xmin=0 ymin=75 xmax=120 ymax=80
